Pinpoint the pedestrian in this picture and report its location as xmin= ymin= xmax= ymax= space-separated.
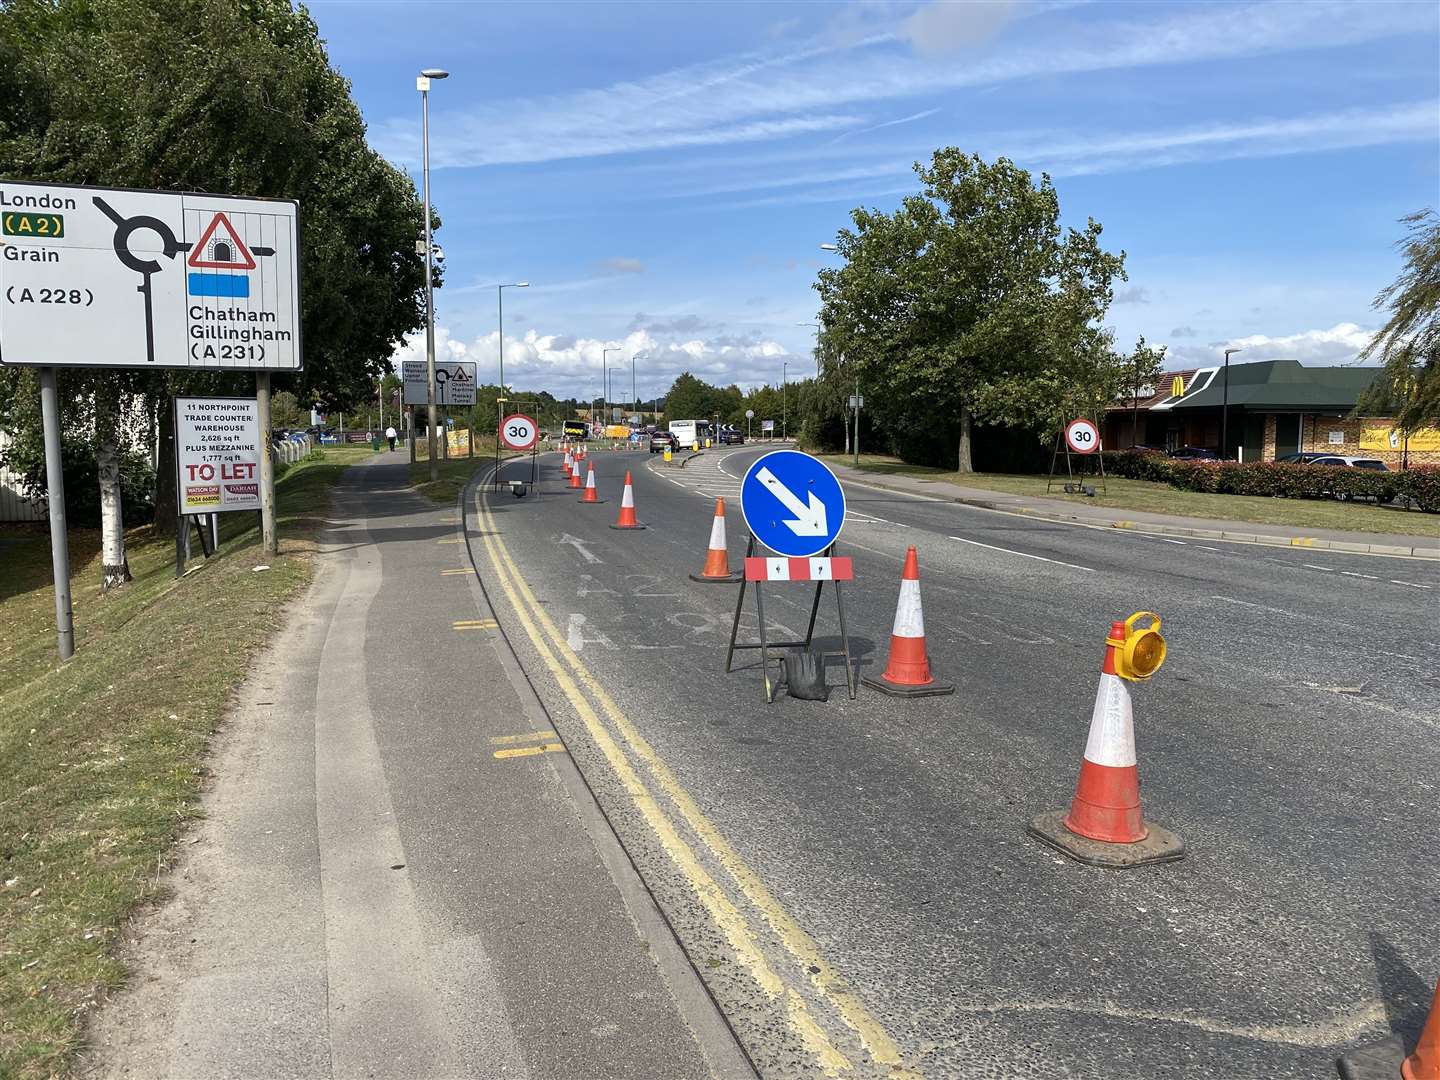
xmin=385 ymin=425 xmax=398 ymax=451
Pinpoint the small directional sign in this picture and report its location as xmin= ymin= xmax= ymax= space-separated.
xmin=740 ymin=449 xmax=846 ymax=558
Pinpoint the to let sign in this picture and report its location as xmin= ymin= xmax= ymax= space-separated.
xmin=175 ymin=396 xmax=262 ymax=515
xmin=0 ymin=180 xmax=301 ymax=370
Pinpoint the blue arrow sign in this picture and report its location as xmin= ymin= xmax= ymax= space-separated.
xmin=740 ymin=450 xmax=846 ymax=558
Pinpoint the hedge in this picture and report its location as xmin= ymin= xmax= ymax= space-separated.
xmin=1101 ymin=451 xmax=1440 ymax=513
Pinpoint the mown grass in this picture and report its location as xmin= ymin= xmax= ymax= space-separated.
xmin=825 ymin=454 xmax=1440 ymax=538
xmin=408 ymin=438 xmax=532 ymax=503
xmin=0 ymin=445 xmax=372 ymax=1078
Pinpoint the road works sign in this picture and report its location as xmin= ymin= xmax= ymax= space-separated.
xmin=1065 ymin=417 xmax=1100 ymax=454
xmin=740 ymin=449 xmax=846 ymax=559
xmin=174 ymin=396 xmax=261 ymax=515
xmin=0 ymin=180 xmax=300 ymax=369
xmin=401 ymin=359 xmax=476 ymax=406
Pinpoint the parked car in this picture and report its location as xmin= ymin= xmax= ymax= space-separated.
xmin=649 ymin=431 xmax=679 ymax=454
xmin=1274 ymin=451 xmax=1334 ymax=464
xmin=1303 ymin=455 xmax=1389 ymax=471
xmin=1167 ymin=446 xmax=1219 ymax=460
xmin=718 ymin=426 xmax=745 ymax=445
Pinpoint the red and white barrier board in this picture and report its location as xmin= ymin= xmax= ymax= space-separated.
xmin=744 ymin=556 xmax=854 ymax=582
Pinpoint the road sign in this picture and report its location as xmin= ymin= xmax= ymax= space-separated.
xmin=761 ymin=419 xmax=775 ymax=433
xmin=1065 ymin=418 xmax=1100 ymax=455
xmin=848 ymin=394 xmax=865 ymax=409
xmin=174 ymin=396 xmax=261 ymax=515
xmin=401 ymin=359 xmax=476 ymax=406
xmin=745 ymin=409 xmax=755 ymax=419
xmin=499 ymin=413 xmax=538 ymax=450
xmin=0 ymin=180 xmax=300 ymax=369
xmin=740 ymin=449 xmax=846 ymax=558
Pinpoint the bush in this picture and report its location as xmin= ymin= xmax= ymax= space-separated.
xmin=1101 ymin=451 xmax=1436 ymax=512
xmin=0 ymin=435 xmax=156 ymax=527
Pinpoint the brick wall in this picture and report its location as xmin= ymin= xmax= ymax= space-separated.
xmin=1295 ymin=415 xmax=1440 ymax=468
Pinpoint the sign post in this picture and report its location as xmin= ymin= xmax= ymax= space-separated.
xmin=730 ymin=450 xmax=855 ymax=703
xmin=0 ymin=179 xmax=301 ymax=658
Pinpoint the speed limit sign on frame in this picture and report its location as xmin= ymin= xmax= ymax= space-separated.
xmin=1064 ymin=417 xmax=1100 ymax=455
xmin=499 ymin=413 xmax=539 ymax=451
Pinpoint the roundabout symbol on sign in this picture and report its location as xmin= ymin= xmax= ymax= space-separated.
xmin=1065 ymin=418 xmax=1100 ymax=455
xmin=499 ymin=413 xmax=538 ymax=451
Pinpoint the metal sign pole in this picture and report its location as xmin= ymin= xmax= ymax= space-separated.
xmin=38 ymin=368 xmax=75 ymax=661
xmin=256 ymin=371 xmax=277 ymax=555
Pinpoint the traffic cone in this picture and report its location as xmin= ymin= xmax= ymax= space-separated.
xmin=1027 ymin=621 xmax=1184 ymax=868
xmin=689 ymin=498 xmax=742 ymax=582
xmin=563 ymin=449 xmax=573 ymax=477
xmin=569 ymin=457 xmax=583 ymax=488
xmin=1338 ymin=981 xmax=1439 ymax=1080
xmin=609 ymin=471 xmax=645 ymax=529
xmin=580 ymin=462 xmax=603 ymax=503
xmin=862 ymin=547 xmax=953 ymax=697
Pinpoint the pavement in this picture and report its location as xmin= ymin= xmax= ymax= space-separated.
xmin=84 ymin=450 xmax=753 ymax=1080
xmin=821 ymin=460 xmax=1440 ymax=559
xmin=466 ymin=444 xmax=1438 ymax=1079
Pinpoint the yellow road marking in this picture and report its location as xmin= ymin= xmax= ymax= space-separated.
xmin=476 ymin=490 xmax=904 ymax=1076
xmin=441 ymin=568 xmax=475 ymax=576
xmin=452 ymin=619 xmax=498 ymax=630
xmin=473 ymin=495 xmax=846 ymax=1074
xmin=489 ymin=730 xmax=559 ymax=745
xmin=493 ymin=742 xmax=566 ymax=760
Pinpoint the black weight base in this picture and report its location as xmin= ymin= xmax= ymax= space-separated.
xmin=689 ymin=571 xmax=743 ymax=583
xmin=609 ymin=522 xmax=647 ymax=530
xmin=1336 ymin=1036 xmax=1409 ymax=1080
xmin=1027 ymin=811 xmax=1185 ymax=868
xmin=862 ymin=674 xmax=955 ymax=697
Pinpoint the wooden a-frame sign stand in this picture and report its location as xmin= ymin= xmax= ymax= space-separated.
xmin=724 ymin=536 xmax=857 ymax=704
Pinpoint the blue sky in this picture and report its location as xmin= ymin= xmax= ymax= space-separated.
xmin=309 ymin=0 xmax=1439 ymax=403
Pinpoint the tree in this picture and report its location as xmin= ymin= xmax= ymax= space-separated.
xmin=662 ymin=372 xmax=720 ymax=422
xmin=0 ymin=0 xmax=431 ymax=550
xmin=816 ymin=150 xmax=1126 ymax=471
xmin=1355 ymin=209 xmax=1439 ymax=430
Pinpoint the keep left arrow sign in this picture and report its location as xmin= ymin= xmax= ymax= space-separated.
xmin=755 ymin=465 xmax=828 ymax=536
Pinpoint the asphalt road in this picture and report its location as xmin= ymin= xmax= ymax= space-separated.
xmin=469 ymin=445 xmax=1439 ymax=1080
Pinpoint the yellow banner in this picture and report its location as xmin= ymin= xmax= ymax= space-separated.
xmin=1360 ymin=425 xmax=1440 ymax=452
xmin=446 ymin=429 xmax=471 ymax=454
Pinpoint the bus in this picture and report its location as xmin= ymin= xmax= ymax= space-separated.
xmin=667 ymin=419 xmax=712 ymax=449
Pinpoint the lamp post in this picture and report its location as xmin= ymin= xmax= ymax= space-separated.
xmin=602 ymin=347 xmax=620 ymax=426
xmin=782 ymin=361 xmax=788 ymax=441
xmin=631 ymin=353 xmax=646 ymax=413
xmin=496 ymin=281 xmax=528 ymax=391
xmin=1222 ymin=347 xmax=1241 ymax=459
xmin=417 ymin=67 xmax=448 ymax=481
xmin=798 ymin=322 xmax=821 ymax=377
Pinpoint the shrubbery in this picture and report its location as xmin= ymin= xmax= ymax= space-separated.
xmin=1102 ymin=451 xmax=1439 ymax=513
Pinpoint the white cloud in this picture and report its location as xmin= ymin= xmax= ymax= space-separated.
xmin=1113 ymin=286 xmax=1150 ymax=305
xmin=597 ymin=257 xmax=646 ymax=275
xmin=1162 ymin=322 xmax=1378 ymax=368
xmin=900 ymin=0 xmax=1017 ymax=54
xmin=375 ymin=1 xmax=1430 ymax=168
xmin=389 ymin=325 xmax=802 ymax=400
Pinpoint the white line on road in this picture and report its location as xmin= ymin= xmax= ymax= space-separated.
xmin=1341 ymin=571 xmax=1379 ymax=580
xmin=1391 ymin=579 xmax=1433 ymax=589
xmin=1157 ymin=537 xmax=1187 ymax=545
xmin=947 ymin=535 xmax=1095 ymax=573
xmin=1303 ymin=564 xmax=1335 ymax=572
xmin=1210 ymin=595 xmax=1301 ymax=619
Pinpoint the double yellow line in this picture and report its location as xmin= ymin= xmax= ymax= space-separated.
xmin=470 ymin=484 xmax=913 ymax=1078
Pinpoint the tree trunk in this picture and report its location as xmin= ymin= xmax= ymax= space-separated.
xmin=154 ymin=393 xmax=177 ymax=534
xmin=957 ymin=405 xmax=974 ymax=473
xmin=96 ymin=386 xmax=132 ymax=589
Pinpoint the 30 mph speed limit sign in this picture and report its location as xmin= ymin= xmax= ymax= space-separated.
xmin=1064 ymin=418 xmax=1100 ymax=454
xmin=499 ymin=413 xmax=538 ymax=450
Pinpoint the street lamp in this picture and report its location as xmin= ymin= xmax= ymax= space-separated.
xmin=798 ymin=322 xmax=821 ymax=377
xmin=418 ymin=67 xmax=448 ymax=481
xmin=602 ymin=347 xmax=620 ymax=424
xmin=496 ymin=281 xmax=528 ymax=390
xmin=819 ymin=243 xmax=839 ymax=252
xmin=631 ymin=353 xmax=646 ymax=412
xmin=782 ymin=361 xmax=788 ymax=441
xmin=1222 ymin=347 xmax=1242 ymax=459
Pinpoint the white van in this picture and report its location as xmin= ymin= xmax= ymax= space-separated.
xmin=667 ymin=419 xmax=711 ymax=450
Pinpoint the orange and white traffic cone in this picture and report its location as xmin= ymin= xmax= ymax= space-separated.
xmin=580 ymin=462 xmax=603 ymax=503
xmin=1027 ymin=621 xmax=1184 ymax=868
xmin=609 ymin=471 xmax=645 ymax=529
xmin=569 ymin=457 xmax=583 ymax=488
xmin=563 ymin=449 xmax=573 ymax=477
xmin=689 ymin=498 xmax=742 ymax=582
xmin=862 ymin=547 xmax=953 ymax=697
xmin=1339 ymin=980 xmax=1439 ymax=1080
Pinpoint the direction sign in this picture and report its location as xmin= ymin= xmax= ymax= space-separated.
xmin=740 ymin=449 xmax=846 ymax=558
xmin=1065 ymin=417 xmax=1100 ymax=455
xmin=0 ymin=180 xmax=300 ymax=369
xmin=499 ymin=413 xmax=538 ymax=450
xmin=401 ymin=359 xmax=476 ymax=406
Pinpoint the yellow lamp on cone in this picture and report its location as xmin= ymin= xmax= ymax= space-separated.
xmin=1108 ymin=611 xmax=1166 ymax=681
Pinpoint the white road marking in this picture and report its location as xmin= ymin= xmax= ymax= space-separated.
xmin=557 ymin=533 xmax=602 ymax=564
xmin=566 ymin=612 xmax=617 ymax=652
xmin=1303 ymin=565 xmax=1335 ymax=572
xmin=1341 ymin=571 xmax=1379 ymax=580
xmin=946 ymin=535 xmax=1095 ymax=573
xmin=1391 ymin=579 xmax=1433 ymax=589
xmin=1198 ymin=546 xmax=1224 ymax=552
xmin=1157 ymin=537 xmax=1187 ymax=545
xmin=1210 ymin=595 xmax=1301 ymax=619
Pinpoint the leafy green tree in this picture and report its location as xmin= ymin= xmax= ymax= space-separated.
xmin=1355 ymin=209 xmax=1439 ymax=430
xmin=816 ymin=150 xmax=1126 ymax=471
xmin=662 ymin=372 xmax=720 ymax=422
xmin=0 ymin=0 xmax=431 ymax=536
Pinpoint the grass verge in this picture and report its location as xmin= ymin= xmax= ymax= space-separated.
xmin=407 ymin=440 xmax=530 ymax=503
xmin=824 ymin=454 xmax=1440 ymax=538
xmin=0 ymin=445 xmax=373 ymax=1078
